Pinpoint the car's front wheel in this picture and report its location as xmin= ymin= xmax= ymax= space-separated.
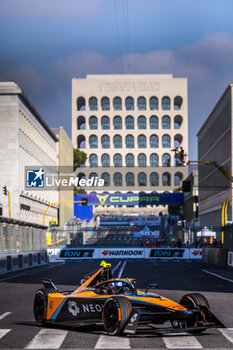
xmin=179 ymin=293 xmax=209 ymax=333
xmin=102 ymin=296 xmax=132 ymax=335
xmin=33 ymin=289 xmax=47 ymax=325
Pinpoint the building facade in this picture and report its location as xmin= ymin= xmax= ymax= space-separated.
xmin=197 ymin=84 xmax=233 ymax=226
xmin=0 ymin=80 xmax=58 ymax=225
xmin=72 ymin=74 xmax=188 ymax=215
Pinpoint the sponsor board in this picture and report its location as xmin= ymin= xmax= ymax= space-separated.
xmin=147 ymin=248 xmax=186 ymax=258
xmin=47 ymin=247 xmax=202 ymax=260
xmin=100 ymin=248 xmax=144 ymax=259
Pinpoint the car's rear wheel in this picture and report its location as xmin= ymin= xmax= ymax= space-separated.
xmin=179 ymin=293 xmax=209 ymax=333
xmin=102 ymin=296 xmax=132 ymax=335
xmin=34 ymin=289 xmax=47 ymax=325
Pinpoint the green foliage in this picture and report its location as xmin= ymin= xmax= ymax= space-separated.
xmin=74 ymin=186 xmax=86 ymax=197
xmin=73 ymin=148 xmax=87 ymax=170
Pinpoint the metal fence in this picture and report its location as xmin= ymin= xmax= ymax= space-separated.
xmin=47 ymin=223 xmax=224 ymax=248
xmin=0 ymin=222 xmax=47 ymax=254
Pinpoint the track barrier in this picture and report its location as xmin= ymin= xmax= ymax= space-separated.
xmin=47 ymin=247 xmax=203 ymax=262
xmin=0 ymin=251 xmax=48 ymax=275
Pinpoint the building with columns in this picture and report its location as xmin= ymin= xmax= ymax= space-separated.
xmin=197 ymin=84 xmax=233 ymax=226
xmin=72 ymin=74 xmax=188 ymax=215
xmin=0 ymin=79 xmax=73 ymax=226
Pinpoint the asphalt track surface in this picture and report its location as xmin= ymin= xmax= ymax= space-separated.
xmin=0 ymin=259 xmax=233 ymax=349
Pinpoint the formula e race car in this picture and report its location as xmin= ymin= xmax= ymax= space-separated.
xmin=33 ymin=261 xmax=225 ymax=335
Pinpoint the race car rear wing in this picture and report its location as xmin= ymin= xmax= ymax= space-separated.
xmin=41 ymin=279 xmax=60 ymax=293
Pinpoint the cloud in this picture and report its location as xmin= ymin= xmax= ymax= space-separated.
xmin=0 ymin=0 xmax=104 ymax=19
xmin=1 ymin=64 xmax=56 ymax=102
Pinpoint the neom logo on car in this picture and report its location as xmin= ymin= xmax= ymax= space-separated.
xmin=101 ymin=250 xmax=143 ymax=256
xmin=150 ymin=249 xmax=185 ymax=257
xmin=60 ymin=249 xmax=94 ymax=258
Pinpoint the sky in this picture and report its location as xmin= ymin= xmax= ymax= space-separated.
xmin=1 ymin=0 xmax=233 ymax=160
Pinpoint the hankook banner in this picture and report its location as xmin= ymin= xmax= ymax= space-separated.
xmin=48 ymin=247 xmax=202 ymax=261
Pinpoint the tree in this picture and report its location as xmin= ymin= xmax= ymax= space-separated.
xmin=73 ymin=148 xmax=87 ymax=170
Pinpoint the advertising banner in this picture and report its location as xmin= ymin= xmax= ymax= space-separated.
xmin=47 ymin=247 xmax=202 ymax=261
xmin=75 ymin=192 xmax=184 ymax=207
xmin=99 ymin=248 xmax=145 ymax=259
xmin=145 ymin=248 xmax=189 ymax=259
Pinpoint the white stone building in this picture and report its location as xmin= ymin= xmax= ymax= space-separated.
xmin=0 ymin=79 xmax=58 ymax=225
xmin=197 ymin=84 xmax=233 ymax=226
xmin=72 ymin=74 xmax=188 ymax=215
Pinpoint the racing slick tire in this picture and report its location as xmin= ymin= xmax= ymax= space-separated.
xmin=179 ymin=293 xmax=210 ymax=334
xmin=33 ymin=288 xmax=48 ymax=325
xmin=102 ymin=296 xmax=132 ymax=335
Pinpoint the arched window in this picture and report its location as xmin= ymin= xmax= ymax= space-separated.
xmin=162 ymin=153 xmax=171 ymax=167
xmin=174 ymin=115 xmax=183 ymax=129
xmin=101 ymin=135 xmax=110 ymax=148
xmin=174 ymin=172 xmax=183 ymax=186
xmin=162 ymin=116 xmax=171 ymax=129
xmin=101 ymin=116 xmax=110 ymax=129
xmin=162 ymin=172 xmax=171 ymax=186
xmin=162 ymin=134 xmax=170 ymax=148
xmin=150 ymin=153 xmax=158 ymax=167
xmin=89 ymin=135 xmax=97 ymax=149
xmin=101 ymin=154 xmax=110 ymax=167
xmin=113 ymin=135 xmax=122 ymax=148
xmin=138 ymin=135 xmax=146 ymax=148
xmin=150 ymin=116 xmax=158 ymax=129
xmin=77 ymin=172 xmax=86 ymax=180
xmin=113 ymin=116 xmax=122 ymax=129
xmin=113 ymin=97 xmax=122 ymax=111
xmin=150 ymin=97 xmax=158 ymax=110
xmin=138 ymin=172 xmax=146 ymax=186
xmin=102 ymin=173 xmax=110 ymax=186
xmin=77 ymin=97 xmax=85 ymax=111
xmin=89 ymin=116 xmax=98 ymax=130
xmin=137 ymin=116 xmax=146 ymax=129
xmin=125 ymin=116 xmax=134 ymax=129
xmin=150 ymin=135 xmax=158 ymax=148
xmin=114 ymin=173 xmax=122 ymax=186
xmin=89 ymin=172 xmax=97 ymax=179
xmin=162 ymin=96 xmax=170 ymax=110
xmin=77 ymin=135 xmax=85 ymax=149
xmin=114 ymin=154 xmax=122 ymax=167
xmin=89 ymin=154 xmax=98 ymax=167
xmin=138 ymin=153 xmax=146 ymax=167
xmin=126 ymin=173 xmax=134 ymax=186
xmin=89 ymin=97 xmax=97 ymax=111
xmin=150 ymin=172 xmax=159 ymax=186
xmin=174 ymin=134 xmax=183 ymax=148
xmin=101 ymin=97 xmax=110 ymax=110
xmin=77 ymin=116 xmax=85 ymax=130
xmin=137 ymin=96 xmax=146 ymax=110
xmin=174 ymin=96 xmax=183 ymax=110
xmin=126 ymin=153 xmax=134 ymax=167
xmin=126 ymin=135 xmax=134 ymax=148
xmin=125 ymin=97 xmax=134 ymax=110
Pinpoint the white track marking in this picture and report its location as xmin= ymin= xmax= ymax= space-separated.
xmin=219 ymin=328 xmax=233 ymax=344
xmin=25 ymin=329 xmax=68 ymax=349
xmin=112 ymin=261 xmax=122 ymax=276
xmin=162 ymin=332 xmax=202 ymax=349
xmin=0 ymin=312 xmax=11 ymax=320
xmin=118 ymin=260 xmax=127 ymax=278
xmin=202 ymin=269 xmax=233 ymax=283
xmin=95 ymin=335 xmax=130 ymax=349
xmin=0 ymin=329 xmax=11 ymax=339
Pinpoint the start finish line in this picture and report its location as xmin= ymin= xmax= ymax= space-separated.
xmin=48 ymin=247 xmax=202 ymax=261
